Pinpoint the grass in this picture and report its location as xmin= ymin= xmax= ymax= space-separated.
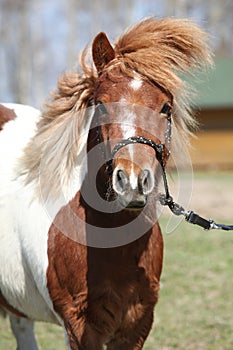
xmin=0 ymin=172 xmax=233 ymax=349
xmin=146 ymin=219 xmax=233 ymax=350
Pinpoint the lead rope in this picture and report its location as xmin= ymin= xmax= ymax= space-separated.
xmin=158 ymin=157 xmax=233 ymax=231
xmin=97 ymin=104 xmax=233 ymax=231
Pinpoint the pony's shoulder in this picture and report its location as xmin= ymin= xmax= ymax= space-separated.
xmin=0 ymin=103 xmax=41 ymax=149
xmin=0 ymin=104 xmax=16 ymax=130
xmin=0 ymin=103 xmax=40 ymax=192
xmin=1 ymin=103 xmax=40 ymax=121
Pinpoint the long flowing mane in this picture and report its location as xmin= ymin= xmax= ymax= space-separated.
xmin=114 ymin=18 xmax=212 ymax=130
xmin=21 ymin=17 xmax=212 ymax=199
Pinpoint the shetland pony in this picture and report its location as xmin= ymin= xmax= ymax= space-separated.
xmin=0 ymin=18 xmax=212 ymax=349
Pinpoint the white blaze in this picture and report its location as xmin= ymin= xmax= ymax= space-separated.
xmin=129 ymin=77 xmax=143 ymax=90
xmin=129 ymin=167 xmax=138 ymax=190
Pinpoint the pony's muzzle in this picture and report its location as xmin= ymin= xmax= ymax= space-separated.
xmin=112 ymin=167 xmax=154 ymax=209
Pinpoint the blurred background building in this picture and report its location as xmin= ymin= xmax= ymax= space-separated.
xmin=1 ymin=0 xmax=233 ymax=169
xmin=191 ymin=58 xmax=233 ymax=170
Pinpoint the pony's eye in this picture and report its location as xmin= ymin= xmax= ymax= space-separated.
xmin=96 ymin=102 xmax=108 ymax=115
xmin=160 ymin=103 xmax=172 ymax=116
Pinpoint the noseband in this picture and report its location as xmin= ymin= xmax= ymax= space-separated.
xmin=105 ymin=135 xmax=169 ymax=176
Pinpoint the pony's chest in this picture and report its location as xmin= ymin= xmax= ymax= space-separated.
xmin=87 ymin=264 xmax=156 ymax=334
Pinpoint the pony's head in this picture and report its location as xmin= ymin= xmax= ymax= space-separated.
xmin=89 ymin=18 xmax=212 ymax=210
xmin=21 ymin=18 xmax=212 ymax=208
xmin=91 ymin=41 xmax=172 ymax=209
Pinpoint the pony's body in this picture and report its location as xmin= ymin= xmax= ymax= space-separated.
xmin=0 ymin=104 xmax=59 ymax=323
xmin=0 ymin=18 xmax=212 ymax=349
xmin=0 ymin=103 xmax=163 ymax=349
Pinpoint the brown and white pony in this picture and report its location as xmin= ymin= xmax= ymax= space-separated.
xmin=0 ymin=18 xmax=212 ymax=350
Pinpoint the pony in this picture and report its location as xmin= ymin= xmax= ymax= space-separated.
xmin=0 ymin=18 xmax=212 ymax=349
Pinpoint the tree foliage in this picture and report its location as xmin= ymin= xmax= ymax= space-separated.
xmin=0 ymin=0 xmax=232 ymax=106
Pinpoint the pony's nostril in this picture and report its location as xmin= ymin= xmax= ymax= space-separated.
xmin=140 ymin=169 xmax=154 ymax=195
xmin=117 ymin=170 xmax=123 ymax=183
xmin=114 ymin=169 xmax=128 ymax=194
xmin=142 ymin=171 xmax=149 ymax=188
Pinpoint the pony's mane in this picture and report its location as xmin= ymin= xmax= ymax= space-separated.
xmin=21 ymin=17 xmax=212 ymax=199
xmin=113 ymin=18 xmax=213 ymax=132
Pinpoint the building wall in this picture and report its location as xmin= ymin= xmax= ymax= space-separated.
xmin=196 ymin=108 xmax=233 ymax=130
xmin=190 ymin=108 xmax=233 ymax=170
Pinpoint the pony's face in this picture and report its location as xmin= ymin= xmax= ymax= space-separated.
xmin=94 ymin=70 xmax=172 ymax=209
xmin=92 ymin=33 xmax=172 ymax=210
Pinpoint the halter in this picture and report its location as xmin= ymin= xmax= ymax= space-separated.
xmin=106 ymin=135 xmax=169 ymax=176
xmin=94 ymin=105 xmax=233 ymax=232
xmin=96 ymin=107 xmax=178 ymax=212
xmin=103 ymin=115 xmax=180 ymax=212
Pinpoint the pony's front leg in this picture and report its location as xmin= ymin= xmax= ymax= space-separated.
xmin=65 ymin=320 xmax=105 ymax=350
xmin=106 ymin=311 xmax=154 ymax=350
xmin=106 ymin=339 xmax=145 ymax=350
xmin=106 ymin=336 xmax=148 ymax=350
xmin=9 ymin=314 xmax=38 ymax=350
xmin=64 ymin=328 xmax=72 ymax=350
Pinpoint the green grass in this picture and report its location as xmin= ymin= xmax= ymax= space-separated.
xmin=0 ymin=320 xmax=65 ymax=349
xmin=146 ymin=219 xmax=233 ymax=350
xmin=0 ymin=193 xmax=233 ymax=349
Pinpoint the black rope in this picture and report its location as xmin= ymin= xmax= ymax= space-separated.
xmin=213 ymin=223 xmax=233 ymax=231
xmin=158 ymin=169 xmax=233 ymax=232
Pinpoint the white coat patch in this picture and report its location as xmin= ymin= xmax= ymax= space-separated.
xmin=129 ymin=78 xmax=143 ymax=90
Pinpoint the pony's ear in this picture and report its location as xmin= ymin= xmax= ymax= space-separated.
xmin=92 ymin=32 xmax=115 ymax=74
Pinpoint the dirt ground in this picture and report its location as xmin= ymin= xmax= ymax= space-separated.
xmin=190 ymin=172 xmax=233 ymax=222
xmin=161 ymin=171 xmax=233 ymax=225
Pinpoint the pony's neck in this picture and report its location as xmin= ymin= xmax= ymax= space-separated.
xmin=84 ymin=126 xmax=113 ymax=197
